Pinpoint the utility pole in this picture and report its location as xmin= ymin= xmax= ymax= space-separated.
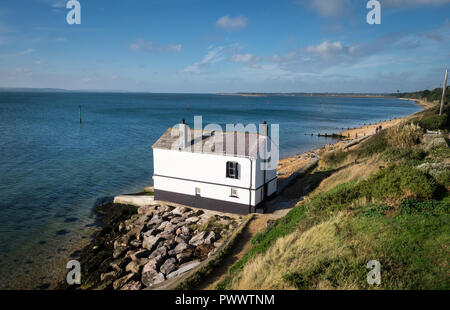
xmin=440 ymin=69 xmax=448 ymax=115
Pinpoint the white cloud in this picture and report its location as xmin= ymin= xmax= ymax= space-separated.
xmin=215 ymin=15 xmax=248 ymax=30
xmin=19 ymin=48 xmax=35 ymax=55
xmin=304 ymin=0 xmax=352 ymax=17
xmin=35 ymin=60 xmax=42 ymax=65
xmin=306 ymin=40 xmax=355 ymax=57
xmin=231 ymin=53 xmax=261 ymax=68
xmin=130 ymin=39 xmax=182 ymax=53
xmin=183 ymin=46 xmax=226 ymax=74
xmin=51 ymin=1 xmax=66 ymax=8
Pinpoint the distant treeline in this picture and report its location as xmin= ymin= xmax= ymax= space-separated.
xmin=393 ymin=87 xmax=450 ymax=103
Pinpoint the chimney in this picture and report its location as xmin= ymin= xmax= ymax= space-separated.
xmin=179 ymin=119 xmax=189 ymax=149
xmin=260 ymin=121 xmax=268 ymax=137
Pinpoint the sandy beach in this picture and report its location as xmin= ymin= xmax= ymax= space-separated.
xmin=277 ymin=98 xmax=435 ymax=172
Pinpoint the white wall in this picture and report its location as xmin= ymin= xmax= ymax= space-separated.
xmin=153 ymin=148 xmax=277 ymax=207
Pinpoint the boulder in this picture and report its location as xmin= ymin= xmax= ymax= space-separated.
xmin=168 ymin=242 xmax=190 ymax=256
xmin=126 ymin=249 xmax=150 ymax=261
xmin=100 ymin=270 xmax=120 ymax=282
xmin=142 ymin=256 xmax=164 ymax=273
xmin=110 ymin=257 xmax=130 ymax=272
xmin=125 ymin=258 xmax=149 ymax=274
xmin=189 ymin=231 xmax=206 ymax=246
xmin=113 ymin=235 xmax=130 ymax=249
xmin=167 ymin=260 xmax=201 ymax=279
xmin=156 ymin=231 xmax=175 ymax=241
xmin=113 ymin=273 xmax=137 ymax=290
xmin=141 ymin=269 xmax=165 ymax=287
xmin=113 ymin=246 xmax=127 ymax=259
xmin=164 ymin=223 xmax=177 ymax=234
xmin=160 ymin=239 xmax=176 ymax=250
xmin=157 ymin=221 xmax=170 ymax=231
xmin=160 ymin=258 xmax=177 ymax=275
xmin=149 ymin=246 xmax=168 ymax=260
xmin=142 ymin=235 xmax=161 ymax=251
xmin=175 ymin=234 xmax=190 ymax=244
xmin=204 ymin=231 xmax=216 ymax=245
xmin=120 ymin=280 xmax=142 ymax=290
xmin=148 ymin=215 xmax=163 ymax=227
xmin=176 ymin=249 xmax=194 ymax=264
xmin=129 ymin=239 xmax=141 ymax=248
xmin=185 ymin=216 xmax=200 ymax=224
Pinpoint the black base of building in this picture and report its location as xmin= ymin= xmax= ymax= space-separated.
xmin=154 ymin=189 xmax=263 ymax=215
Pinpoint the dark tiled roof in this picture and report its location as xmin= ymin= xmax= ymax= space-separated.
xmin=152 ymin=127 xmax=274 ymax=159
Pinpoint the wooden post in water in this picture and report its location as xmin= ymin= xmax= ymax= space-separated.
xmin=78 ymin=105 xmax=82 ymax=124
xmin=440 ymin=69 xmax=448 ymax=116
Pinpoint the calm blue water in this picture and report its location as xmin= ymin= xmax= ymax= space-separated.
xmin=0 ymin=92 xmax=421 ymax=288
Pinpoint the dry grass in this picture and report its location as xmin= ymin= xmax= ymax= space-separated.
xmin=385 ymin=123 xmax=422 ymax=148
xmin=230 ymin=213 xmax=355 ymax=290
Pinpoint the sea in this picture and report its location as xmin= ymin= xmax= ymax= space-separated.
xmin=0 ymin=92 xmax=422 ymax=289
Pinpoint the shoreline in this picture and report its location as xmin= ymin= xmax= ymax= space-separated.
xmin=54 ymin=97 xmax=429 ymax=290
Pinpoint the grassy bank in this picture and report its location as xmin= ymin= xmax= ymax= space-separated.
xmin=217 ymin=105 xmax=449 ymax=290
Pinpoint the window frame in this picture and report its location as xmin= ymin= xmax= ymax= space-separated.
xmin=226 ymin=161 xmax=239 ymax=179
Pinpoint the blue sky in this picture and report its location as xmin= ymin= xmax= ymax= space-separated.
xmin=0 ymin=0 xmax=449 ymax=93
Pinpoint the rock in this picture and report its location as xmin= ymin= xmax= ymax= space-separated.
xmin=110 ymin=257 xmax=130 ymax=272
xmin=157 ymin=221 xmax=170 ymax=231
xmin=120 ymin=280 xmax=142 ymax=290
xmin=129 ymin=239 xmax=142 ymax=248
xmin=213 ymin=241 xmax=223 ymax=248
xmin=142 ymin=256 xmax=164 ymax=272
xmin=148 ymin=215 xmax=163 ymax=227
xmin=180 ymin=226 xmax=190 ymax=235
xmin=171 ymin=206 xmax=187 ymax=216
xmin=167 ymin=261 xmax=201 ymax=279
xmin=189 ymin=231 xmax=206 ymax=246
xmin=160 ymin=239 xmax=176 ymax=250
xmin=175 ymin=234 xmax=190 ymax=244
xmin=170 ymin=216 xmax=183 ymax=224
xmin=100 ymin=270 xmax=120 ymax=282
xmin=125 ymin=258 xmax=149 ymax=273
xmin=160 ymin=258 xmax=177 ymax=275
xmin=113 ymin=235 xmax=130 ymax=249
xmin=149 ymin=246 xmax=168 ymax=260
xmin=126 ymin=249 xmax=150 ymax=261
xmin=164 ymin=223 xmax=177 ymax=234
xmin=185 ymin=216 xmax=200 ymax=224
xmin=142 ymin=235 xmax=161 ymax=251
xmin=169 ymin=242 xmax=190 ymax=256
xmin=204 ymin=231 xmax=216 ymax=245
xmin=156 ymin=231 xmax=175 ymax=241
xmin=113 ymin=273 xmax=137 ymax=290
xmin=176 ymin=249 xmax=194 ymax=264
xmin=141 ymin=269 xmax=165 ymax=287
xmin=113 ymin=246 xmax=127 ymax=259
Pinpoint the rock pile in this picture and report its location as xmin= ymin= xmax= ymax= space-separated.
xmin=91 ymin=204 xmax=238 ymax=290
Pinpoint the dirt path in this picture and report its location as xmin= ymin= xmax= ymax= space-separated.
xmin=198 ymin=214 xmax=275 ymax=290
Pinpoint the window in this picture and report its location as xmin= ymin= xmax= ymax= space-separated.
xmin=230 ymin=188 xmax=238 ymax=198
xmin=226 ymin=161 xmax=238 ymax=179
xmin=195 ymin=187 xmax=201 ymax=195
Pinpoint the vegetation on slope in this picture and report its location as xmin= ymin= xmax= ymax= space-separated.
xmin=217 ymin=112 xmax=450 ymax=290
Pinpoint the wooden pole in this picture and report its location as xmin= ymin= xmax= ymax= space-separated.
xmin=78 ymin=105 xmax=82 ymax=124
xmin=440 ymin=69 xmax=448 ymax=115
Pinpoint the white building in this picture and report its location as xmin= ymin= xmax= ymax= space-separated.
xmin=152 ymin=121 xmax=277 ymax=214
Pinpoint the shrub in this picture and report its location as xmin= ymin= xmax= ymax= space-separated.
xmin=399 ymin=198 xmax=448 ymax=215
xmin=418 ymin=114 xmax=448 ymax=130
xmin=360 ymin=165 xmax=438 ymax=203
xmin=385 ymin=123 xmax=422 ymax=148
xmin=382 ymin=147 xmax=426 ymax=164
xmin=356 ymin=132 xmax=388 ymax=158
xmin=323 ymin=150 xmax=348 ymax=167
